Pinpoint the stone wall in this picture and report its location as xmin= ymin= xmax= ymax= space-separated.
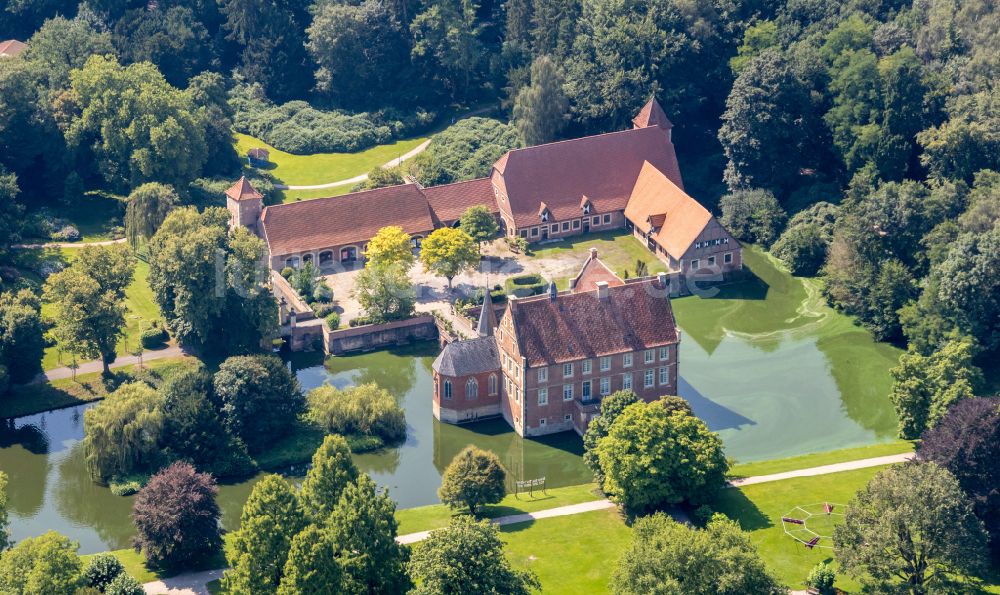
xmin=324 ymin=316 xmax=438 ymax=355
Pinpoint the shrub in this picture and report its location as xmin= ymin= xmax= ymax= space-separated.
xmin=109 ymin=474 xmax=147 ymax=496
xmin=806 ymin=562 xmax=836 ymax=595
xmin=105 ymin=573 xmax=144 ymax=595
xmin=312 ymin=302 xmax=336 ymax=318
xmin=51 ymin=225 xmax=81 ymax=241
xmin=692 ymin=504 xmax=715 ymax=526
xmin=132 ymin=462 xmax=223 ymax=569
xmin=438 ymin=446 xmax=507 ymax=514
xmin=325 ymin=312 xmax=341 ymax=330
xmin=312 ymin=282 xmax=333 ymax=303
xmin=305 ymin=383 xmax=406 ymax=443
xmin=82 ymin=553 xmax=125 ymax=592
xmin=505 ymin=235 xmax=528 ymax=253
xmin=280 ymin=267 xmax=294 ymax=279
xmin=503 ymin=274 xmax=547 ymax=297
xmin=140 ymin=326 xmax=168 ymax=349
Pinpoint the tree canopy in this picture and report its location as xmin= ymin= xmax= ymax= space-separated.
xmin=438 ymin=445 xmax=507 ymax=514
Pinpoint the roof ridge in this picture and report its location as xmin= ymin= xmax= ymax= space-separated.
xmin=501 ymin=126 xmax=665 ymax=158
xmin=421 ymin=177 xmax=491 ymax=191
xmin=262 ymin=182 xmax=422 ymax=212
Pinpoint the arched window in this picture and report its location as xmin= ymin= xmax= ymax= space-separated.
xmin=319 ymin=251 xmax=334 ymax=265
xmin=443 ymin=380 xmax=452 ymax=399
xmin=488 ymin=374 xmax=498 ymax=395
xmin=285 ymin=256 xmax=300 ymax=268
xmin=466 ymin=378 xmax=478 ymax=399
xmin=302 ymin=253 xmax=314 ymax=264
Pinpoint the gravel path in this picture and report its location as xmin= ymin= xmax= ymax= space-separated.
xmin=41 ymin=345 xmax=186 ymax=382
xmin=142 ymin=451 xmax=912 ymax=594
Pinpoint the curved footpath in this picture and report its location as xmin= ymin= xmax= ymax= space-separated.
xmin=275 ymin=139 xmax=433 ymax=191
xmin=141 ymin=451 xmax=914 ymax=595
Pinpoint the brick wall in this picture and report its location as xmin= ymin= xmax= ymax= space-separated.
xmin=432 ymin=368 xmax=503 ymax=423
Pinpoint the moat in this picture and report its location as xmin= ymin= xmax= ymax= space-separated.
xmin=0 ymin=249 xmax=901 ymax=553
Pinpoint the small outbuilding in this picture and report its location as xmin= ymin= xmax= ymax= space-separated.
xmin=247 ymin=147 xmax=270 ymax=165
xmin=0 ymin=40 xmax=26 ymax=58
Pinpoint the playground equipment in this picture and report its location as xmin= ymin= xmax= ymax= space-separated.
xmin=781 ymin=502 xmax=846 ymax=549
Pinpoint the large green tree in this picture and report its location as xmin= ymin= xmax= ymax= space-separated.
xmin=23 ymin=16 xmax=115 ymax=91
xmin=0 ymin=471 xmax=9 ymax=550
xmin=438 ymin=445 xmax=507 ymax=515
xmin=124 ymin=182 xmax=179 ymax=250
xmin=0 ymin=289 xmax=45 ymax=385
xmin=410 ymin=0 xmax=483 ymax=101
xmin=595 ymin=397 xmax=728 ymax=510
xmin=83 ymin=382 xmax=164 ymax=482
xmin=328 ymin=474 xmax=410 ymax=594
xmin=113 ymin=6 xmax=214 ymax=87
xmin=66 ymin=55 xmax=209 ymax=191
xmin=459 ymin=205 xmax=501 ymax=249
xmin=222 ymin=475 xmax=307 ymax=595
xmin=276 ymin=525 xmax=344 ymax=595
xmin=890 ymin=338 xmax=983 ymax=439
xmin=0 ymin=531 xmax=83 ymax=595
xmin=43 ymin=244 xmax=134 ymax=374
xmin=834 ymin=462 xmax=988 ymax=594
xmin=213 ymin=355 xmax=304 ymax=452
xmin=148 ymin=207 xmax=277 ymax=352
xmin=408 ymin=516 xmax=539 ymax=595
xmin=354 ymin=261 xmax=416 ymax=323
xmin=364 ymin=226 xmax=416 ymax=270
xmin=513 ymin=55 xmax=568 ymax=146
xmin=298 ymin=435 xmax=359 ymax=523
xmin=718 ymin=189 xmax=787 ymax=246
xmin=582 ymin=389 xmax=639 ymax=485
xmin=611 ymin=513 xmax=786 ymax=595
xmin=420 ymin=227 xmax=480 ymax=289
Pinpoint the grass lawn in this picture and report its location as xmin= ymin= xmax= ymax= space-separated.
xmin=39 ymin=253 xmax=165 ymax=371
xmin=2 ymin=356 xmax=197 ymax=418
xmin=235 ymin=132 xmax=429 ymax=190
xmin=395 ymin=483 xmax=603 ymax=535
xmin=528 ymin=230 xmax=669 ymax=287
xmin=280 ymin=184 xmax=356 ymax=202
xmin=22 ymin=191 xmax=125 ymax=244
xmin=728 ymin=440 xmax=914 ymax=478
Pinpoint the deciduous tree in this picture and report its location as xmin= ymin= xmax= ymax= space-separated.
xmin=582 ymin=389 xmax=640 ymax=485
xmin=611 ymin=513 xmax=785 ymax=595
xmin=0 ymin=471 xmax=9 ymax=550
xmin=0 ymin=289 xmax=45 ymax=385
xmin=298 ymin=435 xmax=359 ymax=522
xmin=595 ymin=397 xmax=728 ymax=510
xmin=513 ymin=55 xmax=568 ymax=146
xmin=277 ymin=525 xmax=343 ymax=595
xmin=213 ymin=355 xmax=304 ymax=452
xmin=125 ymin=182 xmax=179 ymax=250
xmin=408 ymin=516 xmax=539 ymax=595
xmin=438 ymin=445 xmax=507 ymax=515
xmin=0 ymin=531 xmax=83 ymax=595
xmin=83 ymin=382 xmax=164 ymax=483
xmin=365 ymin=226 xmax=416 ymax=269
xmin=132 ymin=462 xmax=223 ymax=569
xmin=354 ymin=262 xmax=416 ymax=323
xmin=834 ymin=462 xmax=988 ymax=593
xmin=420 ymin=228 xmax=479 ymax=289
xmin=459 ymin=205 xmax=500 ymax=249
xmin=718 ymin=189 xmax=787 ymax=246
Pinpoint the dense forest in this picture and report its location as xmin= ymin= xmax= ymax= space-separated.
xmin=0 ymin=0 xmax=997 ymax=373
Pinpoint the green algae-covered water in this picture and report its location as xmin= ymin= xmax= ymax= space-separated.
xmin=0 ymin=247 xmax=899 ymax=553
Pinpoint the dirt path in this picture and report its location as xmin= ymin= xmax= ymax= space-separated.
xmin=41 ymin=345 xmax=186 ymax=382
xmin=12 ymin=238 xmax=126 ymax=249
xmin=142 ymin=451 xmax=912 ymax=594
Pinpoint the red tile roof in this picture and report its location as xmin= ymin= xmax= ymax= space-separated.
xmin=509 ymin=277 xmax=679 ymax=367
xmin=570 ymin=248 xmax=625 ymax=293
xmin=422 ymin=178 xmax=497 ymax=225
xmin=632 ymin=97 xmax=673 ymax=130
xmin=492 ymin=126 xmax=682 ymax=229
xmin=261 ymin=184 xmax=435 ymax=255
xmin=624 ymin=162 xmax=712 ymax=260
xmin=225 ymin=177 xmax=263 ymax=201
xmin=0 ymin=40 xmax=26 ymax=57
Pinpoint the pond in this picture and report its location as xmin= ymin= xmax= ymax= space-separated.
xmin=0 ymin=246 xmax=900 ymax=554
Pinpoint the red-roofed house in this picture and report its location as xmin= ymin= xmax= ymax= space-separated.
xmin=0 ymin=40 xmax=26 ymax=58
xmin=433 ymin=253 xmax=681 ymax=436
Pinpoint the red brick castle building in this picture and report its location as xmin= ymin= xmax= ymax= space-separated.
xmin=432 ymin=251 xmax=681 ymax=437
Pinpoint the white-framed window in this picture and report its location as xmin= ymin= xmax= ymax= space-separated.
xmin=538 ymin=387 xmax=548 ymax=406
xmin=691 ymin=259 xmax=700 ymax=270
xmin=723 ymin=237 xmax=730 ymax=244
xmin=564 ymin=414 xmax=572 ymax=422
xmin=563 ymin=362 xmax=573 ymax=378
xmin=466 ymin=378 xmax=478 ymax=399
xmin=659 ymin=346 xmax=670 ymax=361
xmin=582 ymin=380 xmax=592 ymax=399
xmin=623 ymin=353 xmax=633 ymax=367
xmin=725 ymin=252 xmax=733 ymax=264
xmin=603 ymin=214 xmax=611 ymax=224
xmin=582 ymin=359 xmax=592 ymax=375
xmin=708 ymin=255 xmax=716 ymax=266
xmin=443 ymin=380 xmax=452 ymax=399
xmin=714 ymin=238 xmax=721 ymax=246
xmin=538 ymin=367 xmax=548 ymax=382
xmin=644 ymin=349 xmax=654 ymax=364
xmin=489 ymin=374 xmax=498 ymax=395
xmin=600 ymin=356 xmax=611 ymax=371
xmin=519 ymin=230 xmax=527 ymax=239
xmin=659 ymin=367 xmax=669 ymax=386
xmin=540 ymin=418 xmax=547 ymax=426
xmin=541 ymin=211 xmax=549 ymax=222
xmin=563 ymin=384 xmax=574 ymax=400
xmin=530 ymin=227 xmax=538 ymax=237
xmin=562 ymin=221 xmax=570 ymax=231
xmin=573 ymin=219 xmax=581 ymax=229
xmin=695 ymin=242 xmax=701 ymax=249
xmin=592 ymin=215 xmax=600 ymax=225
xmin=622 ymin=373 xmax=632 ymax=390
xmin=515 ymin=387 xmax=520 ymax=402
xmin=600 ymin=377 xmax=610 ymax=395
xmin=644 ymin=369 xmax=655 ymax=388
xmin=551 ymin=223 xmax=558 ymax=233
xmin=583 ymin=203 xmax=591 ymax=214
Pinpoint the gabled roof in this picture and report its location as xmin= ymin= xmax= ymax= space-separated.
xmin=570 ymin=248 xmax=625 ymax=293
xmin=632 ymin=98 xmax=673 ymax=130
xmin=225 ymin=177 xmax=263 ymax=201
xmin=260 ymin=183 xmax=435 ymax=255
xmin=432 ymin=336 xmax=500 ymax=377
xmin=624 ymin=162 xmax=713 ymax=260
xmin=492 ymin=125 xmax=682 ymax=228
xmin=0 ymin=40 xmax=26 ymax=57
xmin=422 ymin=177 xmax=497 ymax=224
xmin=509 ymin=277 xmax=679 ymax=367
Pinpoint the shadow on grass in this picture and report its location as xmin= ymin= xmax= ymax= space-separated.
xmin=711 ymin=487 xmax=772 ymax=532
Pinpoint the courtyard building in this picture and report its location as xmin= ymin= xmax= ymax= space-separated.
xmin=227 ymin=98 xmax=741 ymax=277
xmin=433 ymin=253 xmax=680 ymax=437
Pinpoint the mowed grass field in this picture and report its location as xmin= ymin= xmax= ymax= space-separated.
xmin=234 ymin=132 xmax=429 ymax=190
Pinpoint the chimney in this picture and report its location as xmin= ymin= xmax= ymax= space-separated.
xmin=657 ymin=272 xmax=668 ymax=287
xmin=596 ymin=281 xmax=609 ymax=300
xmin=589 ymin=247 xmax=598 ymax=260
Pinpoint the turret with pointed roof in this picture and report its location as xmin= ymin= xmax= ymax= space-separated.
xmin=225 ymin=176 xmax=264 ymax=231
xmin=476 ymin=286 xmax=498 ymax=337
xmin=632 ymin=97 xmax=673 ymax=132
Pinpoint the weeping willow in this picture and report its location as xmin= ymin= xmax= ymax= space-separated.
xmin=125 ymin=183 xmax=179 ymax=250
xmin=83 ymin=382 xmax=165 ymax=483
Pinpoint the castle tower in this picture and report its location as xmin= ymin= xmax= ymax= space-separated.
xmin=632 ymin=97 xmax=674 ymax=141
xmin=225 ymin=176 xmax=263 ymax=231
xmin=476 ymin=286 xmax=498 ymax=337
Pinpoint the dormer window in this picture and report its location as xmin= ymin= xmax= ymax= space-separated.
xmin=539 ymin=202 xmax=551 ymax=222
xmin=541 ymin=211 xmax=549 ymax=222
xmin=580 ymin=196 xmax=593 ymax=215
